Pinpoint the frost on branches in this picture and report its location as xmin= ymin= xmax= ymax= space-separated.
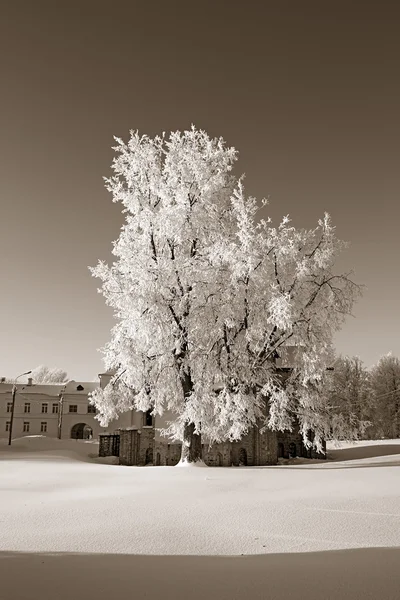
xmin=328 ymin=356 xmax=372 ymax=439
xmin=370 ymin=354 xmax=400 ymax=439
xmin=90 ymin=126 xmax=361 ymax=462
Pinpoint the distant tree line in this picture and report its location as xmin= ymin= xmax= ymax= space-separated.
xmin=330 ymin=354 xmax=400 ymax=439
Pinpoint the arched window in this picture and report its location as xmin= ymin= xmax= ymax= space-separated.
xmin=145 ymin=447 xmax=153 ymax=465
xmin=289 ymin=442 xmax=297 ymax=458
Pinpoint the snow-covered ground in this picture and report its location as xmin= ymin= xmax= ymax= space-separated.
xmin=1 ymin=436 xmax=400 ymax=599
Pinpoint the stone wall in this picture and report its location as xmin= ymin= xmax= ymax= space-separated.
xmin=117 ymin=427 xmax=156 ymax=466
xmin=202 ymin=427 xmax=278 ymax=467
xmin=153 ymin=441 xmax=181 ymax=466
xmin=202 ymin=442 xmax=231 ymax=466
xmin=103 ymin=424 xmax=324 ymax=466
xmin=258 ymin=425 xmax=279 ymax=465
xmin=138 ymin=426 xmax=155 ymax=465
xmin=277 ymin=427 xmax=326 ymax=460
xmin=155 ymin=426 xmax=278 ymax=467
xmin=118 ymin=429 xmax=138 ymax=466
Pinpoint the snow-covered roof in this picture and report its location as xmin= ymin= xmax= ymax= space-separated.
xmin=0 ymin=380 xmax=99 ymax=397
xmin=63 ymin=380 xmax=99 ymax=394
xmin=0 ymin=383 xmax=65 ymax=396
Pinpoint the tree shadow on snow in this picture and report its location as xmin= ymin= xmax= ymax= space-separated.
xmin=0 ymin=547 xmax=399 ymax=600
xmin=261 ymin=444 xmax=400 ymax=470
xmin=327 ymin=444 xmax=400 ymax=462
xmin=275 ymin=460 xmax=400 ymax=470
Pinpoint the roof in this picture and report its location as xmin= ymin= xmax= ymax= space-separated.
xmin=0 ymin=380 xmax=99 ymax=397
xmin=0 ymin=383 xmax=65 ymax=396
xmin=63 ymin=380 xmax=99 ymax=394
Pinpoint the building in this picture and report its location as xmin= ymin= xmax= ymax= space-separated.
xmin=98 ymin=367 xmax=326 ymax=467
xmin=100 ymin=419 xmax=325 ymax=467
xmin=0 ymin=379 xmax=104 ymax=440
xmin=0 ymin=375 xmax=161 ymax=442
xmin=1 ymin=364 xmax=326 ymax=465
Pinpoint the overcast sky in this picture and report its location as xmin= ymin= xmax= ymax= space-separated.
xmin=1 ymin=1 xmax=399 ymax=381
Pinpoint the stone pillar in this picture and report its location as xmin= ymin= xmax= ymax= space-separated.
xmin=119 ymin=429 xmax=139 ymax=466
xmin=259 ymin=428 xmax=278 ymax=465
xmin=137 ymin=426 xmax=155 ymax=465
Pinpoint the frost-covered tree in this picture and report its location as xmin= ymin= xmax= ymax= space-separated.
xmin=328 ymin=356 xmax=371 ymax=438
xmin=369 ymin=354 xmax=400 ymax=438
xmin=90 ymin=127 xmax=361 ymax=463
xmin=202 ymin=184 xmax=362 ymax=450
xmin=31 ymin=365 xmax=68 ymax=384
xmin=90 ymin=128 xmax=238 ymax=462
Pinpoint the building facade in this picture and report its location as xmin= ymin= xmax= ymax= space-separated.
xmin=0 ymin=379 xmax=105 ymax=440
xmin=0 ymin=376 xmax=162 ymax=442
xmin=100 ymin=421 xmax=325 ymax=467
xmin=97 ymin=366 xmax=326 ymax=467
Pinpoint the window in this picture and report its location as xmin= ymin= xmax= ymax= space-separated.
xmin=23 ymin=422 xmax=30 ymax=432
xmin=5 ymin=421 xmax=10 ymax=432
xmin=24 ymin=403 xmax=30 ymax=413
xmin=40 ymin=422 xmax=47 ymax=433
xmin=6 ymin=402 xmax=12 ymax=412
xmin=76 ymin=385 xmax=84 ymax=391
xmin=52 ymin=403 xmax=59 ymax=414
xmin=41 ymin=403 xmax=48 ymax=414
xmin=144 ymin=410 xmax=153 ymax=426
xmin=87 ymin=404 xmax=96 ymax=414
xmin=69 ymin=405 xmax=77 ymax=413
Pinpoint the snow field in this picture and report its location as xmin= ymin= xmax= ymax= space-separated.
xmin=1 ymin=437 xmax=400 ymax=599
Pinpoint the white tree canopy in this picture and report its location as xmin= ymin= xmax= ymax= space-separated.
xmin=90 ymin=127 xmax=361 ymax=459
xmin=30 ymin=365 xmax=68 ymax=384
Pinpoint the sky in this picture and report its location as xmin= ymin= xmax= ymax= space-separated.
xmin=1 ymin=1 xmax=399 ymax=381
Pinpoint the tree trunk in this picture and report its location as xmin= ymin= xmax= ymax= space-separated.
xmin=176 ymin=361 xmax=203 ymax=463
xmin=181 ymin=421 xmax=202 ymax=463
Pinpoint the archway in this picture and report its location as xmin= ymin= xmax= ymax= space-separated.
xmin=71 ymin=423 xmax=93 ymax=440
xmin=278 ymin=443 xmax=285 ymax=458
xmin=288 ymin=442 xmax=297 ymax=458
xmin=238 ymin=448 xmax=247 ymax=466
xmin=217 ymin=452 xmax=223 ymax=467
xmin=145 ymin=447 xmax=153 ymax=465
